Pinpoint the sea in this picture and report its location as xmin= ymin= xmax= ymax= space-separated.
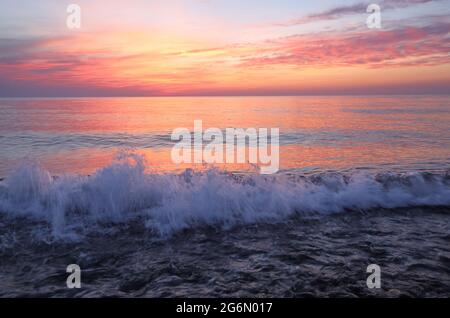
xmin=0 ymin=95 xmax=449 ymax=297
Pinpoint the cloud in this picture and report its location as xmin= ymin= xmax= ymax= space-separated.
xmin=0 ymin=4 xmax=448 ymax=97
xmin=238 ymin=22 xmax=450 ymax=69
xmin=280 ymin=0 xmax=442 ymax=26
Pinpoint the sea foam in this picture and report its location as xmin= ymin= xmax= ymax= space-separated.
xmin=0 ymin=152 xmax=449 ymax=239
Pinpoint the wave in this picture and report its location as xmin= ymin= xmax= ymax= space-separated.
xmin=0 ymin=152 xmax=449 ymax=239
xmin=1 ymin=129 xmax=443 ymax=153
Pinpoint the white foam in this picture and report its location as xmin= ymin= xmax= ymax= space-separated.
xmin=0 ymin=152 xmax=449 ymax=238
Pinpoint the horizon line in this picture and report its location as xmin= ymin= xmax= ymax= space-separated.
xmin=1 ymin=93 xmax=449 ymax=99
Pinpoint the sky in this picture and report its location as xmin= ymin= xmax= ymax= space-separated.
xmin=0 ymin=0 xmax=449 ymax=96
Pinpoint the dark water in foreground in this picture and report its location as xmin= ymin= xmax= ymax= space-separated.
xmin=1 ymin=207 xmax=449 ymax=297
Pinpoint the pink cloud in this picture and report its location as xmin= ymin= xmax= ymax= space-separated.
xmin=238 ymin=23 xmax=450 ymax=69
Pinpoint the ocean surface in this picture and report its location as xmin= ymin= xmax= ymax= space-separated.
xmin=0 ymin=96 xmax=449 ymax=297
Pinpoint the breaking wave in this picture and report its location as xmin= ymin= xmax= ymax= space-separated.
xmin=0 ymin=152 xmax=449 ymax=239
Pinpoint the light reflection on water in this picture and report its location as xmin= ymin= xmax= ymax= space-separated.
xmin=0 ymin=95 xmax=449 ymax=176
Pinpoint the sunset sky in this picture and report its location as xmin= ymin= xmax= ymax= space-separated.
xmin=0 ymin=0 xmax=449 ymax=96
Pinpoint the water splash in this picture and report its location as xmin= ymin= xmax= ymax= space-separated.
xmin=0 ymin=152 xmax=449 ymax=239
